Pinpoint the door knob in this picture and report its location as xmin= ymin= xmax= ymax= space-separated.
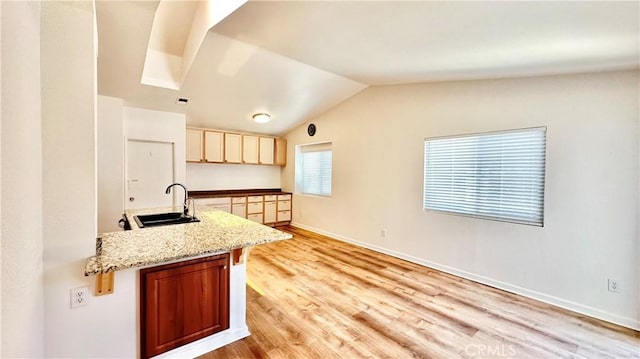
xmin=129 ymin=197 xmax=135 ymax=202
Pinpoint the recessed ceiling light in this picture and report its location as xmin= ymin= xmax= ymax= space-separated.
xmin=252 ymin=113 xmax=271 ymax=124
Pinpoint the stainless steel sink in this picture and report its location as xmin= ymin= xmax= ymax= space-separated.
xmin=133 ymin=212 xmax=200 ymax=228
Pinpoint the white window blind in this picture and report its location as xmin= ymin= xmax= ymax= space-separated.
xmin=423 ymin=127 xmax=546 ymax=226
xmin=296 ymin=142 xmax=332 ymax=196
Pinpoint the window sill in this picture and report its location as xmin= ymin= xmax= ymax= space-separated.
xmin=294 ymin=193 xmax=332 ymax=199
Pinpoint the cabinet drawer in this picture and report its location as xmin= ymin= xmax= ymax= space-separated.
xmin=231 ymin=196 xmax=246 ymax=204
xmin=194 ymin=197 xmax=230 ymax=205
xmin=277 ymin=211 xmax=291 ymax=222
xmin=247 ymin=196 xmax=263 ymax=203
xmin=247 ymin=213 xmax=263 ymax=223
xmin=247 ymin=202 xmax=263 ymax=214
xmin=264 ymin=195 xmax=277 ymax=202
xmin=277 ymin=200 xmax=291 ymax=211
xmin=277 ymin=194 xmax=291 ymax=201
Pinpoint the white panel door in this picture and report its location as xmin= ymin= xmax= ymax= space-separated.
xmin=125 ymin=139 xmax=174 ymax=210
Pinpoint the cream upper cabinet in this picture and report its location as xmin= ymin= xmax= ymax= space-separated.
xmin=224 ymin=133 xmax=242 ymax=163
xmin=187 ymin=127 xmax=285 ymax=166
xmin=204 ymin=131 xmax=224 ymax=163
xmin=186 ymin=129 xmax=204 ymax=162
xmin=242 ymin=135 xmax=259 ymax=164
xmin=274 ymin=138 xmax=286 ymax=166
xmin=259 ymin=137 xmax=275 ymax=165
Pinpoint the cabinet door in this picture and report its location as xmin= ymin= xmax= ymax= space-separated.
xmin=242 ymin=135 xmax=259 ymax=164
xmin=186 ymin=129 xmax=204 ymax=162
xmin=264 ymin=201 xmax=276 ymax=223
xmin=274 ymin=138 xmax=287 ymax=166
xmin=247 ymin=195 xmax=263 ymax=203
xmin=259 ymin=137 xmax=275 ymax=165
xmin=277 ymin=200 xmax=291 ymax=211
xmin=140 ymin=254 xmax=229 ymax=358
xmin=204 ymin=131 xmax=224 ymax=163
xmin=224 ymin=133 xmax=242 ymax=163
xmin=232 ymin=203 xmax=246 ymax=218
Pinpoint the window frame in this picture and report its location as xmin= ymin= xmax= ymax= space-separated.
xmin=295 ymin=142 xmax=333 ymax=198
xmin=423 ymin=126 xmax=547 ymax=226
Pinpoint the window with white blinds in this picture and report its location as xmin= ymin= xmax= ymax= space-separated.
xmin=295 ymin=142 xmax=332 ymax=197
xmin=423 ymin=127 xmax=546 ymax=226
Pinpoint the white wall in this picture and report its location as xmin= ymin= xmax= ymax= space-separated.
xmin=0 ymin=3 xmax=3 ymax=353
xmin=40 ymin=2 xmax=134 ymax=357
xmin=41 ymin=0 xmax=96 ymax=355
xmin=123 ymin=106 xmax=186 ymax=187
xmin=97 ymin=103 xmax=186 ymax=232
xmin=98 ymin=95 xmax=124 ymax=233
xmin=0 ymin=1 xmax=44 ymax=356
xmin=186 ymin=163 xmax=281 ymax=191
xmin=283 ymin=70 xmax=640 ymax=329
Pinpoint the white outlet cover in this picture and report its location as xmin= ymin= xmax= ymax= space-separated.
xmin=70 ymin=286 xmax=90 ymax=309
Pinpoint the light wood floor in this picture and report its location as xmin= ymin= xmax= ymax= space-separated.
xmin=201 ymin=226 xmax=639 ymax=358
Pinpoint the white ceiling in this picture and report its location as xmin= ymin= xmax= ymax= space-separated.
xmin=96 ymin=1 xmax=640 ymax=136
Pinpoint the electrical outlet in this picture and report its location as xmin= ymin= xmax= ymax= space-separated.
xmin=380 ymin=229 xmax=387 ymax=238
xmin=607 ymin=279 xmax=620 ymax=293
xmin=70 ymin=286 xmax=89 ymax=308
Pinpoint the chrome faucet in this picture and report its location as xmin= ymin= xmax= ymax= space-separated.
xmin=165 ymin=183 xmax=189 ymax=216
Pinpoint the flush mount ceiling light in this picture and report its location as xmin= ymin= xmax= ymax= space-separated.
xmin=252 ymin=113 xmax=271 ymax=124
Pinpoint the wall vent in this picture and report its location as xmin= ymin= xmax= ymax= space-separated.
xmin=175 ymin=97 xmax=189 ymax=105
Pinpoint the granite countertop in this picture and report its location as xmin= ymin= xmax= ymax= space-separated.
xmin=84 ymin=206 xmax=292 ymax=276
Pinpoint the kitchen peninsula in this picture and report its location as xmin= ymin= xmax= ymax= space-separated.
xmin=84 ymin=206 xmax=292 ymax=358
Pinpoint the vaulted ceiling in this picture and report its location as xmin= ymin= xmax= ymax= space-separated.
xmin=96 ymin=1 xmax=639 ymax=136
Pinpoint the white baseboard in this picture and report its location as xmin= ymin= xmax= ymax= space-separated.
xmin=290 ymin=222 xmax=640 ymax=331
xmin=152 ymin=326 xmax=251 ymax=359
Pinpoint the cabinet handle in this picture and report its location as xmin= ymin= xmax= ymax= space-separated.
xmin=223 ymin=265 xmax=228 ymax=270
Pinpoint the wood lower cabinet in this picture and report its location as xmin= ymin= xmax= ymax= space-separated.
xmin=246 ymin=195 xmax=264 ymax=223
xmin=276 ymin=194 xmax=292 ymax=224
xmin=140 ymin=254 xmax=230 ymax=358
